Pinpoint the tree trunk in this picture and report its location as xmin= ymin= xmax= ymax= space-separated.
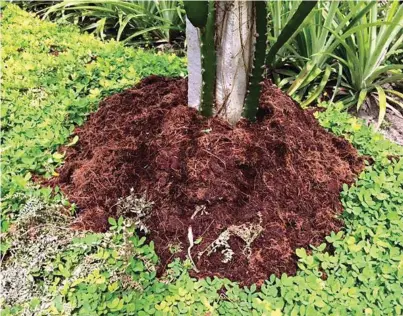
xmin=186 ymin=1 xmax=256 ymax=124
xmin=186 ymin=17 xmax=202 ymax=110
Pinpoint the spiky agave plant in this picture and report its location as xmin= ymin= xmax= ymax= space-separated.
xmin=266 ymin=1 xmax=376 ymax=107
xmin=333 ymin=0 xmax=403 ymax=130
xmin=185 ymin=0 xmax=317 ymax=124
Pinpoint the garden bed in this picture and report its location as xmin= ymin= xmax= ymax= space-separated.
xmin=3 ymin=6 xmax=403 ymax=314
xmin=52 ymin=76 xmax=365 ymax=285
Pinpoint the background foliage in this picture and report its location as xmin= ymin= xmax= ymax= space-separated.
xmin=18 ymin=0 xmax=403 ymax=124
xmin=1 ymin=4 xmax=403 ymax=316
xmin=268 ymin=0 xmax=403 ymax=125
xmin=17 ymin=0 xmax=185 ymax=46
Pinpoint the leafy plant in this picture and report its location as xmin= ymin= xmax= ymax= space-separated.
xmin=269 ymin=1 xmax=374 ymax=96
xmin=41 ymin=0 xmax=185 ymax=45
xmin=268 ymin=0 xmax=403 ymax=127
xmin=11 ymin=0 xmax=59 ymax=13
xmin=332 ymin=0 xmax=403 ymax=129
xmin=266 ymin=0 xmax=318 ymax=67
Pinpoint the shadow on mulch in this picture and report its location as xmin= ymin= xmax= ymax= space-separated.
xmin=50 ymin=76 xmax=365 ymax=285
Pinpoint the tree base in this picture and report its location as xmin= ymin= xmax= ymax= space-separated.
xmin=51 ymin=76 xmax=365 ymax=285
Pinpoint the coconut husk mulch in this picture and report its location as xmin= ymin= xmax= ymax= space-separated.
xmin=50 ymin=76 xmax=365 ymax=285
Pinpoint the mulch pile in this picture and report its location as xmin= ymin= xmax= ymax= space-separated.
xmin=52 ymin=76 xmax=365 ymax=285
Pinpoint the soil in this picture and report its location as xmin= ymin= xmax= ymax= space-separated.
xmin=51 ymin=76 xmax=365 ymax=285
xmin=358 ymin=111 xmax=403 ymax=146
xmin=356 ymin=92 xmax=403 ymax=146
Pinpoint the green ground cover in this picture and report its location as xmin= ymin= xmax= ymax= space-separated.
xmin=1 ymin=3 xmax=185 ymax=225
xmin=1 ymin=5 xmax=403 ymax=315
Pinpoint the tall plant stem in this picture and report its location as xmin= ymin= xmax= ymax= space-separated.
xmin=243 ymin=1 xmax=268 ymax=122
xmin=200 ymin=0 xmax=216 ymax=117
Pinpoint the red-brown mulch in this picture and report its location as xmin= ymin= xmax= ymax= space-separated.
xmin=51 ymin=76 xmax=365 ymax=285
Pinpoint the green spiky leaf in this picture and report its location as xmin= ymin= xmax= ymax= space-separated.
xmin=266 ymin=0 xmax=318 ymax=67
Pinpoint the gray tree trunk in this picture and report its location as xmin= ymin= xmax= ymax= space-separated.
xmin=186 ymin=17 xmax=202 ymax=110
xmin=186 ymin=1 xmax=256 ymax=124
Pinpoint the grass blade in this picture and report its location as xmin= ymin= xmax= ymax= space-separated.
xmin=374 ymin=85 xmax=387 ymax=131
xmin=301 ymin=65 xmax=332 ymax=107
xmin=287 ymin=62 xmax=315 ymax=96
xmin=330 ymin=62 xmax=343 ymax=103
xmin=356 ymin=89 xmax=368 ymax=111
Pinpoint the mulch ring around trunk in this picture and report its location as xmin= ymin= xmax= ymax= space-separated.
xmin=50 ymin=76 xmax=365 ymax=285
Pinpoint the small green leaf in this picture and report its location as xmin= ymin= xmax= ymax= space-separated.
xmin=107 ymin=298 xmax=120 ymax=309
xmin=52 ymin=152 xmax=64 ymax=160
xmin=108 ymin=217 xmax=117 ymax=226
xmin=296 ymin=248 xmax=307 ymax=258
xmin=67 ymin=135 xmax=79 ymax=147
